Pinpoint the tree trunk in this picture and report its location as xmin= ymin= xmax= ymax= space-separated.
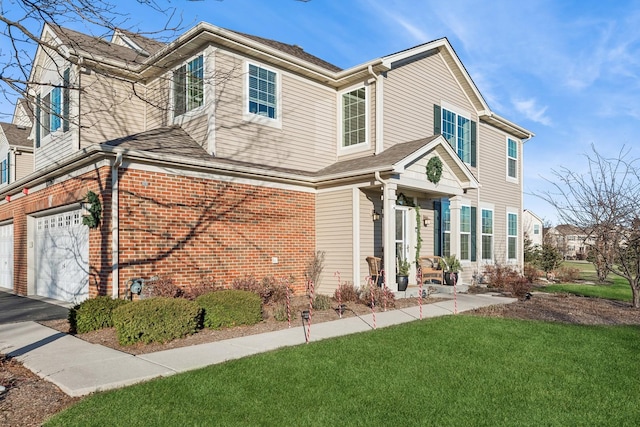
xmin=632 ymin=285 xmax=640 ymax=309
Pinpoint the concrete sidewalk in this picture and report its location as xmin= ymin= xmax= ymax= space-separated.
xmin=0 ymin=293 xmax=516 ymax=397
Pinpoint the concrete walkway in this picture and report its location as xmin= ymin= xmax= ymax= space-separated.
xmin=0 ymin=293 xmax=516 ymax=397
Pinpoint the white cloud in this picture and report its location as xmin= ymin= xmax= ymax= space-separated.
xmin=512 ymin=98 xmax=552 ymax=126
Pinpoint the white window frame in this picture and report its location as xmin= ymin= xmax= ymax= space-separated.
xmin=441 ymin=102 xmax=472 ymax=164
xmin=507 ymin=137 xmax=518 ymax=182
xmin=460 ymin=205 xmax=471 ymax=261
xmin=243 ymin=61 xmax=282 ymax=129
xmin=40 ymin=86 xmax=63 ymax=138
xmin=172 ymin=54 xmax=205 ymax=120
xmin=481 ymin=208 xmax=494 ymax=262
xmin=507 ymin=210 xmax=518 ymax=262
xmin=338 ymin=84 xmax=369 ymax=154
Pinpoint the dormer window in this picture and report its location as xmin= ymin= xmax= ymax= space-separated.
xmin=173 ymin=55 xmax=204 ymax=116
xmin=35 ymin=68 xmax=70 ymax=148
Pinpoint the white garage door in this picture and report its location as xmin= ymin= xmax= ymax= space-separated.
xmin=35 ymin=209 xmax=89 ymax=303
xmin=0 ymin=223 xmax=13 ymax=290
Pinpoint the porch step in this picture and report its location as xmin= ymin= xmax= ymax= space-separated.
xmin=395 ymin=284 xmax=469 ymax=299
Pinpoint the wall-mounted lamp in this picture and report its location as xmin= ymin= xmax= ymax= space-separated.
xmin=423 ymin=216 xmax=431 ymax=227
xmin=372 ymin=210 xmax=381 ymax=221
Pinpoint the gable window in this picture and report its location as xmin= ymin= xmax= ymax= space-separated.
xmin=508 ymin=212 xmax=518 ymax=260
xmin=507 ymin=138 xmax=518 ymax=179
xmin=533 ymin=224 xmax=540 ymax=235
xmin=174 ymin=55 xmax=204 ymax=116
xmin=341 ymin=87 xmax=367 ymax=148
xmin=481 ymin=209 xmax=493 ymax=261
xmin=36 ymin=68 xmax=70 ymax=148
xmin=248 ymin=64 xmax=277 ymax=119
xmin=434 ymin=104 xmax=476 ymax=166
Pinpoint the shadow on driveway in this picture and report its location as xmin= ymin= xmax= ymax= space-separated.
xmin=0 ymin=289 xmax=70 ymax=325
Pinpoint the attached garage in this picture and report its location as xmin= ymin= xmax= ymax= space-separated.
xmin=34 ymin=209 xmax=89 ymax=303
xmin=0 ymin=222 xmax=12 ymax=290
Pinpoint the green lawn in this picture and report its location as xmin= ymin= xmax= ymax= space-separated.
xmin=46 ymin=316 xmax=640 ymax=426
xmin=543 ymin=261 xmax=633 ymax=302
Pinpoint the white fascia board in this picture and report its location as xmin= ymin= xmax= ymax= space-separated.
xmin=481 ymin=112 xmax=535 ymax=140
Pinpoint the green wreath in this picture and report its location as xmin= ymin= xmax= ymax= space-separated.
xmin=426 ymin=156 xmax=443 ymax=184
xmin=82 ymin=190 xmax=102 ymax=229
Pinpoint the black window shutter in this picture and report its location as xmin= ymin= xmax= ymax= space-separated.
xmin=35 ymin=94 xmax=41 ymax=148
xmin=433 ymin=200 xmax=441 ymax=256
xmin=471 ymin=120 xmax=477 ymax=167
xmin=434 ymin=104 xmax=441 ymax=136
xmin=63 ymin=68 xmax=70 ymax=132
xmin=471 ymin=206 xmax=477 ymax=262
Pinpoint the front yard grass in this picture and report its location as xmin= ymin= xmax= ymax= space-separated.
xmin=543 ymin=261 xmax=633 ymax=302
xmin=46 ymin=316 xmax=640 ymax=426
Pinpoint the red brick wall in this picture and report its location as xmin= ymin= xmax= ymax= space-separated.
xmin=0 ymin=167 xmax=112 ymax=297
xmin=117 ymin=169 xmax=315 ymax=295
xmin=1 ymin=165 xmax=315 ymax=298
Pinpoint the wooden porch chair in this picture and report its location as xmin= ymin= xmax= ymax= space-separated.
xmin=419 ymin=256 xmax=443 ymax=285
xmin=366 ymin=256 xmax=383 ymax=287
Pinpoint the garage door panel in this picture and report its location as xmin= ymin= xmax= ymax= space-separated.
xmin=35 ymin=210 xmax=89 ymax=303
xmin=0 ymin=223 xmax=13 ymax=290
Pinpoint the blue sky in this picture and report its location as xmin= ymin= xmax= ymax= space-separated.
xmin=4 ymin=0 xmax=640 ymax=224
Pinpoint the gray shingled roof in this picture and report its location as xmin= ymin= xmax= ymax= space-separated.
xmin=49 ymin=25 xmax=155 ymax=65
xmin=316 ymin=135 xmax=440 ymax=176
xmin=115 ymin=28 xmax=166 ymax=56
xmin=227 ymin=30 xmax=343 ymax=72
xmin=0 ymin=122 xmax=32 ymax=149
xmin=101 ymin=126 xmax=440 ymax=181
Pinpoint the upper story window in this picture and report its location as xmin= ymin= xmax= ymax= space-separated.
xmin=507 ymin=138 xmax=518 ymax=179
xmin=36 ymin=68 xmax=70 ymax=148
xmin=0 ymin=157 xmax=8 ymax=185
xmin=533 ymin=224 xmax=540 ymax=235
xmin=341 ymin=87 xmax=367 ymax=148
xmin=434 ymin=104 xmax=476 ymax=166
xmin=173 ymin=55 xmax=204 ymax=117
xmin=248 ymin=64 xmax=277 ymax=119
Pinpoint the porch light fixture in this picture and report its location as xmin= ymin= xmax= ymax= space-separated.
xmin=372 ymin=210 xmax=381 ymax=221
xmin=423 ymin=216 xmax=431 ymax=227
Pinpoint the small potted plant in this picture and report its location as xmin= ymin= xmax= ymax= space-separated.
xmin=396 ymin=257 xmax=410 ymax=291
xmin=439 ymin=255 xmax=462 ymax=285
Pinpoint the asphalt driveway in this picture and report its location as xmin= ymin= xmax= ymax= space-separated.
xmin=0 ymin=289 xmax=70 ymax=325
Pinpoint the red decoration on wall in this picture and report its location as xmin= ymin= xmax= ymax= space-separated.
xmin=22 ymin=188 xmax=29 ymax=195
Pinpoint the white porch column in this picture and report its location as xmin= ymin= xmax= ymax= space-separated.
xmin=383 ymin=183 xmax=397 ymax=290
xmin=449 ymin=195 xmax=463 ymax=258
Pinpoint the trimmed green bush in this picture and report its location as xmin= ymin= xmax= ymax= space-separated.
xmin=196 ymin=290 xmax=262 ymax=330
xmin=70 ymin=296 xmax=130 ymax=334
xmin=312 ymin=294 xmax=332 ymax=310
xmin=112 ymin=297 xmax=202 ymax=345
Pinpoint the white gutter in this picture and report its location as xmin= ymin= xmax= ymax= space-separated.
xmin=111 ymin=152 xmax=122 ymax=299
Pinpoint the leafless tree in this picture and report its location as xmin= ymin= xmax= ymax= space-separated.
xmin=538 ymin=145 xmax=640 ymax=308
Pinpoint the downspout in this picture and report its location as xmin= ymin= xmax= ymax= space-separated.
xmin=111 ymin=152 xmax=123 ymax=298
xmin=367 ymin=65 xmax=384 ymax=154
xmin=77 ymin=56 xmax=83 ymax=151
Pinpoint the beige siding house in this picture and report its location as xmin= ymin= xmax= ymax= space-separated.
xmin=0 ymin=21 xmax=533 ymax=303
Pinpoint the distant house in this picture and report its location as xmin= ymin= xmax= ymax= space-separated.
xmin=523 ymin=209 xmax=543 ymax=248
xmin=0 ymin=122 xmax=33 ymax=188
xmin=547 ymin=224 xmax=593 ymax=260
xmin=0 ymin=22 xmax=534 ymax=303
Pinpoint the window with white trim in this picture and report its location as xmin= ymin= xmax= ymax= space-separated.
xmin=0 ymin=157 xmax=8 ymax=184
xmin=460 ymin=205 xmax=471 ymax=260
xmin=173 ymin=55 xmax=204 ymax=116
xmin=507 ymin=138 xmax=518 ymax=179
xmin=36 ymin=68 xmax=70 ymax=147
xmin=248 ymin=64 xmax=277 ymax=119
xmin=442 ymin=108 xmax=471 ymax=163
xmin=481 ymin=209 xmax=493 ymax=261
xmin=508 ymin=212 xmax=518 ymax=260
xmin=341 ymin=87 xmax=367 ymax=148
xmin=533 ymin=224 xmax=540 ymax=235
xmin=442 ymin=202 xmax=451 ymax=256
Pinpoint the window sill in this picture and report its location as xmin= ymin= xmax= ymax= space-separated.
xmin=242 ymin=112 xmax=282 ymax=129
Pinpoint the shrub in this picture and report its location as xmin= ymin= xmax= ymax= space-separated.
xmin=196 ymin=290 xmax=262 ymax=330
xmin=507 ymin=276 xmax=532 ymax=299
xmin=182 ymin=278 xmax=220 ymax=300
xmin=483 ymin=264 xmax=520 ymax=290
xmin=312 ymin=294 xmax=332 ymax=310
xmin=112 ymin=297 xmax=202 ymax=345
xmin=523 ymin=263 xmax=541 ymax=283
xmin=139 ymin=276 xmax=183 ymax=299
xmin=334 ymin=282 xmax=360 ymax=302
xmin=273 ymin=303 xmax=295 ymax=322
xmin=70 ymin=296 xmax=130 ymax=334
xmin=359 ymin=285 xmax=396 ymax=309
xmin=555 ymin=266 xmax=581 ymax=282
xmin=231 ymin=275 xmax=291 ymax=305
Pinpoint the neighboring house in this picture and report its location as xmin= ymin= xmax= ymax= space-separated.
xmin=0 ymin=22 xmax=534 ymax=303
xmin=523 ymin=209 xmax=543 ymax=248
xmin=0 ymin=122 xmax=33 ymax=187
xmin=547 ymin=224 xmax=593 ymax=260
